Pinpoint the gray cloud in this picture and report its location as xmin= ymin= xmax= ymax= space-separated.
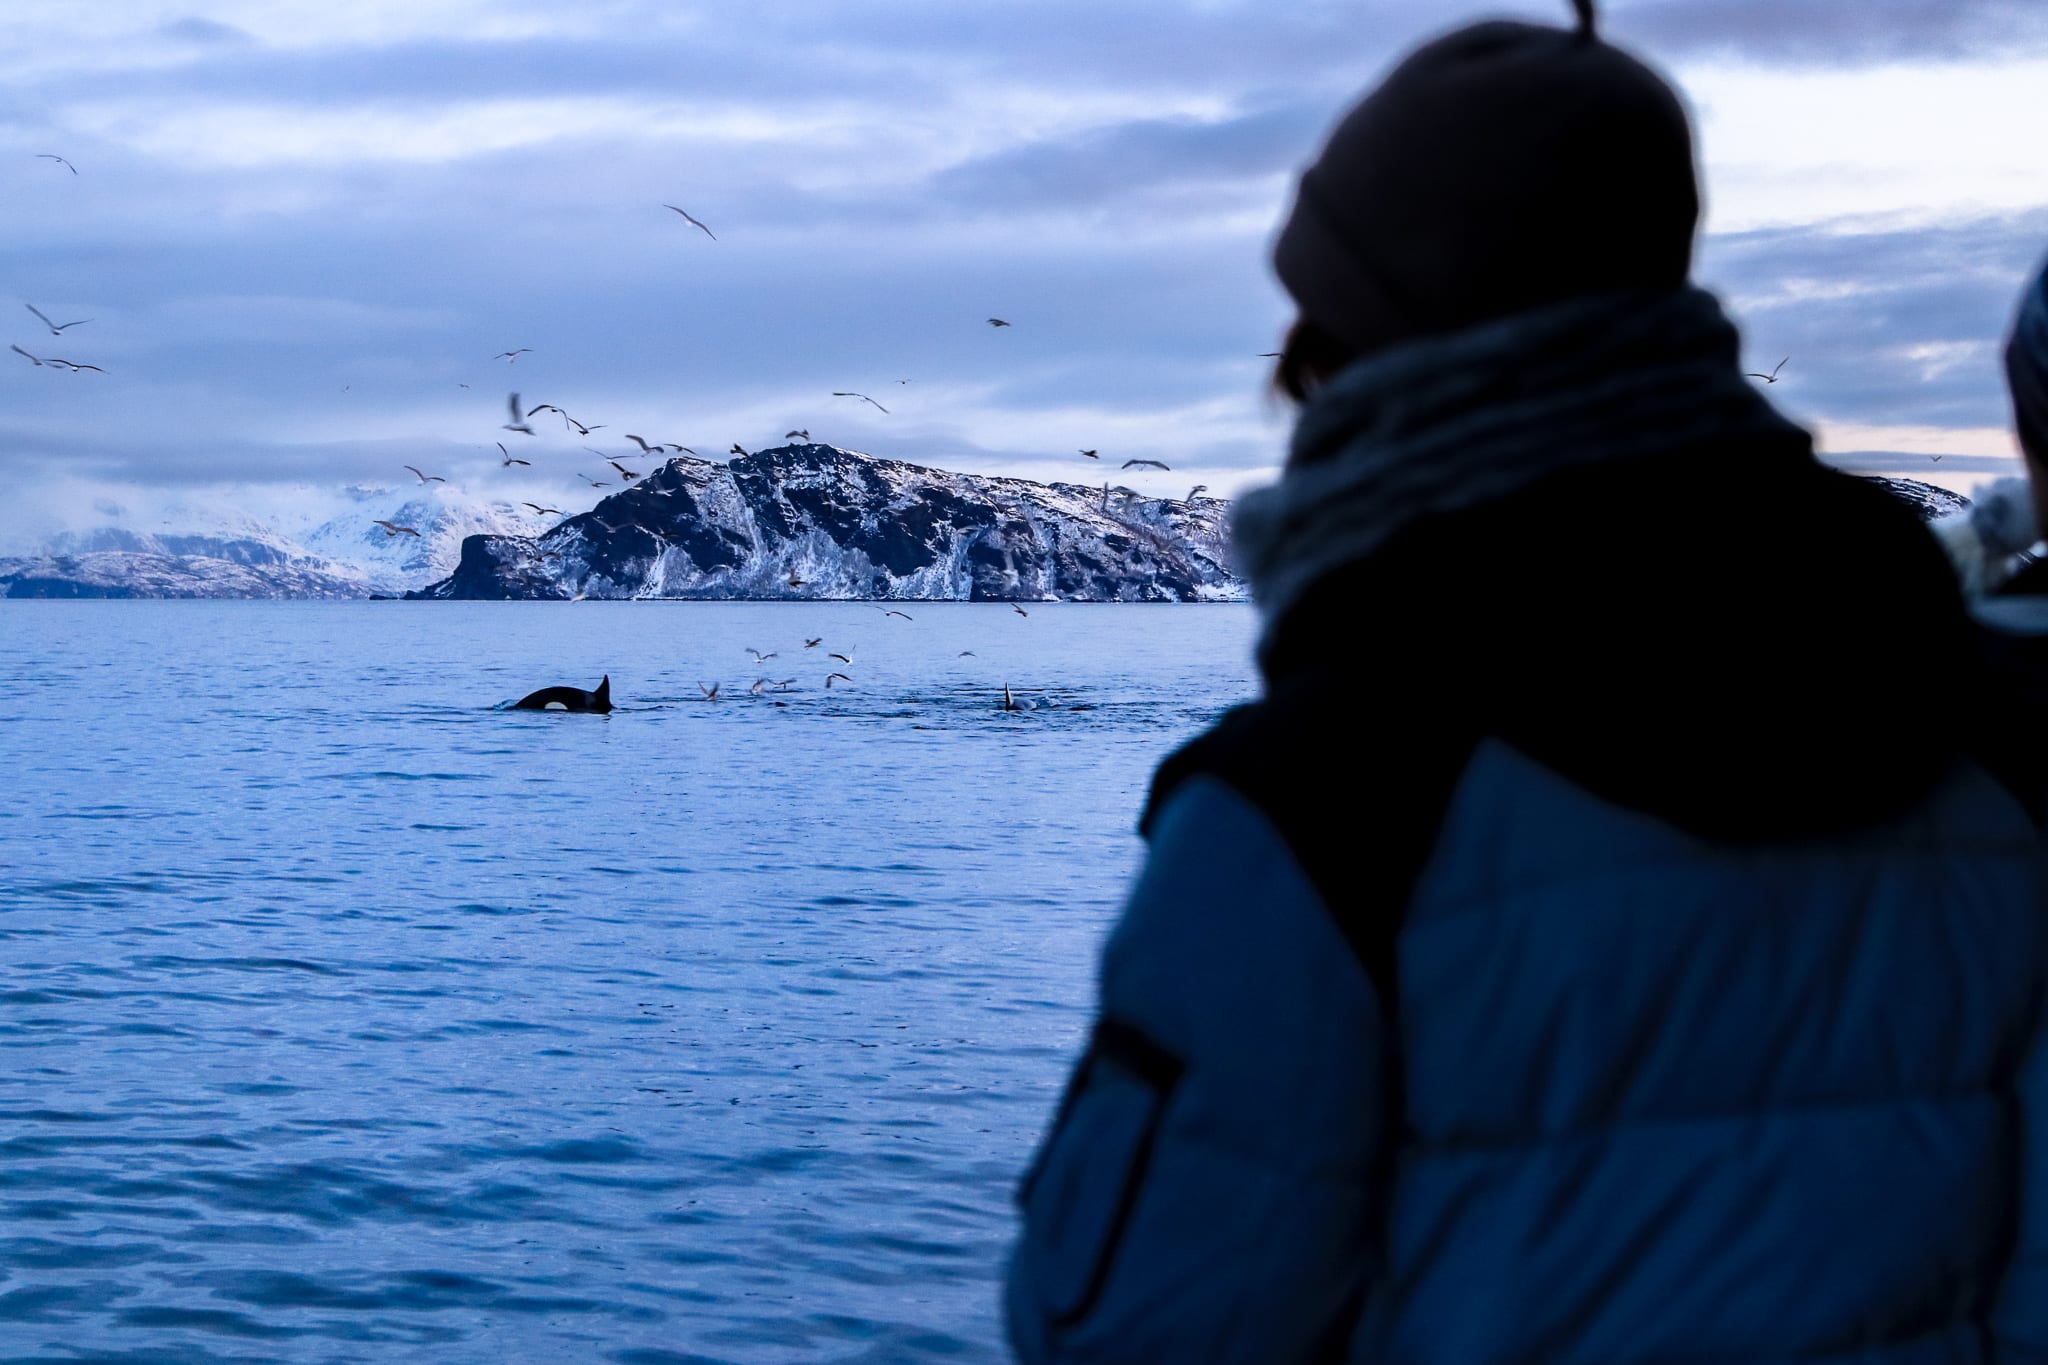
xmin=1823 ymin=452 xmax=2020 ymax=476
xmin=2 ymin=0 xmax=2044 ymax=546
xmin=1699 ymin=209 xmax=2048 ymax=430
xmin=159 ymin=17 xmax=254 ymax=46
xmin=1615 ymin=0 xmax=2048 ymax=66
xmin=932 ymin=103 xmax=1320 ymax=214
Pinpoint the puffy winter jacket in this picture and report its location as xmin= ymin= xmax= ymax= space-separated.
xmin=1009 ymin=454 xmax=2048 ymax=1362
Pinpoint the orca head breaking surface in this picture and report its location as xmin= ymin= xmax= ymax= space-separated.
xmin=511 ymin=674 xmax=613 ymax=713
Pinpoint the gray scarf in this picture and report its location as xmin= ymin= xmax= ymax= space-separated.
xmin=1232 ymin=287 xmax=1806 ymax=627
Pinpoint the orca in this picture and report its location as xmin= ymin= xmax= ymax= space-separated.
xmin=512 ymin=675 xmax=612 ymax=713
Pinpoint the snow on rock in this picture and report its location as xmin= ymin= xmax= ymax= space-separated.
xmin=409 ymin=445 xmax=1244 ymax=602
xmin=298 ymin=487 xmax=541 ymax=595
xmin=1865 ymin=477 xmax=1970 ymax=522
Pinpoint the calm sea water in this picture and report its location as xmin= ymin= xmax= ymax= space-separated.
xmin=0 ymin=601 xmax=1258 ymax=1364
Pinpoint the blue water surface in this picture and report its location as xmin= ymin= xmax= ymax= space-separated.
xmin=0 ymin=601 xmax=1257 ymax=1363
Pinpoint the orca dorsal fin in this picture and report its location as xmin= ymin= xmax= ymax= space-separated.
xmin=596 ymin=675 xmax=611 ymax=703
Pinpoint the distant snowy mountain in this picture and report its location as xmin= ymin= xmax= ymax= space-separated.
xmin=408 ymin=444 xmax=1242 ymax=603
xmin=298 ymin=487 xmax=542 ymax=595
xmin=0 ymin=550 xmax=367 ymax=600
xmin=0 ymin=486 xmax=539 ymax=599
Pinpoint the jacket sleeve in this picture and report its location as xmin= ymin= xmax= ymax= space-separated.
xmin=1006 ymin=775 xmax=1392 ymax=1363
xmin=1997 ymin=920 xmax=2048 ymax=1361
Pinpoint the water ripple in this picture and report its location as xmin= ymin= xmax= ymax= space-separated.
xmin=0 ymin=600 xmax=1257 ymax=1361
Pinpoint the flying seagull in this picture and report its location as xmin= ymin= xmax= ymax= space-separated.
xmin=879 ymin=608 xmax=914 ymax=621
xmin=36 ymin=154 xmax=76 ymax=174
xmin=578 ymin=473 xmax=611 ymax=488
xmin=1746 ymin=357 xmax=1789 ymax=384
xmin=785 ymin=429 xmax=810 ymax=440
xmin=828 ymin=651 xmax=854 ymax=665
xmin=1013 ymin=604 xmax=1029 ymax=617
xmin=700 ymin=682 xmax=721 ymax=700
xmin=503 ymin=393 xmax=535 ymax=435
xmin=746 ymin=647 xmax=778 ymax=663
xmin=959 ymin=651 xmax=977 ymax=657
xmin=826 ymin=673 xmax=853 ymax=688
xmin=10 ymin=344 xmax=44 ymax=366
xmin=608 ymin=460 xmax=641 ymax=481
xmin=832 ymin=392 xmax=889 ymax=414
xmin=664 ymin=205 xmax=716 ymax=240
xmin=529 ymin=404 xmax=593 ymax=435
xmin=494 ymin=349 xmax=530 ymax=363
xmin=522 ymin=502 xmax=564 ymax=516
xmin=666 ymin=443 xmax=697 ymax=455
xmin=25 ymin=304 xmax=90 ymax=335
xmin=1122 ymin=458 xmax=1171 ymax=471
xmin=403 ymin=465 xmax=444 ymax=484
xmin=45 ymin=358 xmax=105 ymax=372
xmin=498 ymin=442 xmax=531 ymax=467
xmin=987 ymin=318 xmax=1011 ymax=327
xmin=1187 ymin=484 xmax=1208 ymax=501
xmin=623 ymin=434 xmax=658 ymax=454
xmin=788 ymin=570 xmax=807 ymax=587
xmin=749 ymin=679 xmax=768 ymax=696
xmin=373 ymin=520 xmax=421 ymax=537
xmin=804 ymin=637 xmax=822 ymax=649
xmin=1079 ymin=449 xmax=1099 ymax=459
xmin=730 ymin=444 xmax=748 ymax=457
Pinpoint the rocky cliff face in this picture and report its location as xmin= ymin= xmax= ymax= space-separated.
xmin=408 ymin=445 xmax=1243 ymax=602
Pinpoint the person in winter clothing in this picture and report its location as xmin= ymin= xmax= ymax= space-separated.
xmin=1986 ymin=255 xmax=2048 ymax=602
xmin=1006 ymin=4 xmax=2048 ymax=1361
xmin=1977 ymin=254 xmax=2048 ymax=781
xmin=2011 ymin=257 xmax=2048 ymax=533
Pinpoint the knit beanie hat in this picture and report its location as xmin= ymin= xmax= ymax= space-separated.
xmin=2009 ymin=252 xmax=2048 ymax=461
xmin=1274 ymin=0 xmax=1700 ymax=357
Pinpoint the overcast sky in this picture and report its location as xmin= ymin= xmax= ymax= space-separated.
xmin=4 ymin=0 xmax=2046 ymax=548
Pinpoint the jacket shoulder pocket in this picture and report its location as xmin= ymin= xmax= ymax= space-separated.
xmin=1018 ymin=1017 xmax=1185 ymax=1328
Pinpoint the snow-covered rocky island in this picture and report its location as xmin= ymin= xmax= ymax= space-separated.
xmin=407 ymin=444 xmax=1242 ymax=602
xmin=0 ymin=448 xmax=1970 ymax=601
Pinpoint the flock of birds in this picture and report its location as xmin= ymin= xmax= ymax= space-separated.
xmin=352 ymin=280 xmax=1195 ymax=539
xmin=16 ymin=156 xmax=1202 ymax=545
xmin=19 ymin=151 xmax=1793 ymax=567
xmin=505 ymin=601 xmax=1036 ymax=712
xmin=631 ymin=604 xmax=1039 ymax=712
